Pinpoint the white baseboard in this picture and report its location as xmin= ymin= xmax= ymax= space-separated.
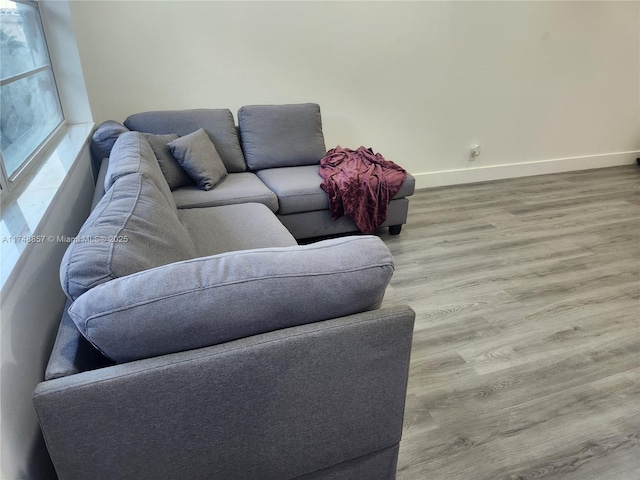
xmin=412 ymin=151 xmax=640 ymax=190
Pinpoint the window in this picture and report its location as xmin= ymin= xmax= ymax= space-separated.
xmin=0 ymin=0 xmax=64 ymax=196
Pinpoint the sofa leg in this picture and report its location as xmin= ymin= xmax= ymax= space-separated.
xmin=389 ymin=225 xmax=402 ymax=235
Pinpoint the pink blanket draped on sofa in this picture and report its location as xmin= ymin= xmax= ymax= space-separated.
xmin=319 ymin=146 xmax=407 ymax=234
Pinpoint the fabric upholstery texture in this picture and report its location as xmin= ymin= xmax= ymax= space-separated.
xmin=171 ymin=172 xmax=279 ymax=212
xmin=45 ymin=300 xmax=114 ymax=381
xmin=90 ymin=158 xmax=109 ymax=212
xmin=277 ymin=198 xmax=410 ymax=240
xmin=90 ymin=120 xmax=129 ymax=161
xmin=238 ymin=103 xmax=326 ymax=170
xmin=177 ymin=203 xmax=297 ymax=257
xmin=257 ymin=166 xmax=416 ymax=216
xmin=68 ymin=235 xmax=394 ymax=362
xmin=59 ymin=173 xmax=197 ymax=301
xmin=168 ymin=128 xmax=228 ymax=191
xmin=256 ymin=165 xmax=329 ymax=214
xmin=34 ymin=306 xmax=414 ymax=480
xmin=142 ymin=132 xmax=193 ymax=190
xmin=104 ymin=131 xmax=177 ymax=210
xmin=294 ymin=445 xmax=400 ymax=480
xmin=124 ymin=109 xmax=247 ymax=173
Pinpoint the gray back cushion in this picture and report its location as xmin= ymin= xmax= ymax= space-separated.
xmin=142 ymin=133 xmax=193 ymax=190
xmin=60 ymin=173 xmax=197 ymax=301
xmin=124 ymin=109 xmax=247 ymax=173
xmin=67 ymin=235 xmax=394 ymax=362
xmin=105 ymin=131 xmax=177 ymax=210
xmin=238 ymin=103 xmax=326 ymax=170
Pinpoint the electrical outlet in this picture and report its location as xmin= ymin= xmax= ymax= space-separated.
xmin=470 ymin=145 xmax=481 ymax=160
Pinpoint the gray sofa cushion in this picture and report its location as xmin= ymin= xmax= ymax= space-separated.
xmin=90 ymin=120 xmax=129 ymax=161
xmin=105 ymin=131 xmax=177 ymax=210
xmin=172 ymin=172 xmax=279 ymax=212
xmin=67 ymin=235 xmax=394 ymax=362
xmin=60 ymin=173 xmax=197 ymax=301
xmin=256 ymin=165 xmax=328 ymax=214
xmin=238 ymin=103 xmax=326 ymax=170
xmin=177 ymin=203 xmax=297 ymax=257
xmin=142 ymin=133 xmax=193 ymax=190
xmin=168 ymin=128 xmax=228 ymax=191
xmin=124 ymin=109 xmax=247 ymax=173
xmin=257 ymin=166 xmax=417 ymax=215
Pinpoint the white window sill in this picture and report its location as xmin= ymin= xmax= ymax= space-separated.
xmin=0 ymin=122 xmax=94 ymax=287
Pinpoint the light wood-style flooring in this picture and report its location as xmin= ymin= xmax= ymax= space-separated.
xmin=379 ymin=165 xmax=640 ymax=480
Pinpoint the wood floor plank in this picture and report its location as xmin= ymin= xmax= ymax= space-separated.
xmin=397 ymin=372 xmax=639 ymax=480
xmin=380 ymin=165 xmax=640 ymax=479
xmin=495 ymin=430 xmax=640 ymax=480
xmin=416 ymin=335 xmax=640 ymax=417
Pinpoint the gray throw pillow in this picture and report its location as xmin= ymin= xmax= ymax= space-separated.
xmin=67 ymin=235 xmax=394 ymax=363
xmin=142 ymin=133 xmax=193 ymax=190
xmin=168 ymin=128 xmax=228 ymax=191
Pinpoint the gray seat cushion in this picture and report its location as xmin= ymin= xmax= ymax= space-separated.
xmin=177 ymin=203 xmax=297 ymax=257
xmin=238 ymin=103 xmax=326 ymax=170
xmin=257 ymin=166 xmax=416 ymax=215
xmin=105 ymin=131 xmax=177 ymax=210
xmin=60 ymin=173 xmax=197 ymax=301
xmin=67 ymin=235 xmax=394 ymax=363
xmin=256 ymin=165 xmax=328 ymax=215
xmin=172 ymin=172 xmax=279 ymax=212
xmin=124 ymin=109 xmax=247 ymax=173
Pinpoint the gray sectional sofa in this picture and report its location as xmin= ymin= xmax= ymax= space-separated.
xmin=33 ymin=104 xmax=416 ymax=480
xmin=89 ymin=103 xmax=415 ymax=239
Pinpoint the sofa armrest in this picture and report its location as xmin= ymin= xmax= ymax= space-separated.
xmin=34 ymin=305 xmax=414 ymax=480
xmin=44 ymin=299 xmax=114 ymax=381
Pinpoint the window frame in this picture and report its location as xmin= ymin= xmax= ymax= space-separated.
xmin=0 ymin=0 xmax=66 ymax=201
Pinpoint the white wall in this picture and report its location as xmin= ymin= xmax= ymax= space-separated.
xmin=69 ymin=1 xmax=639 ymax=187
